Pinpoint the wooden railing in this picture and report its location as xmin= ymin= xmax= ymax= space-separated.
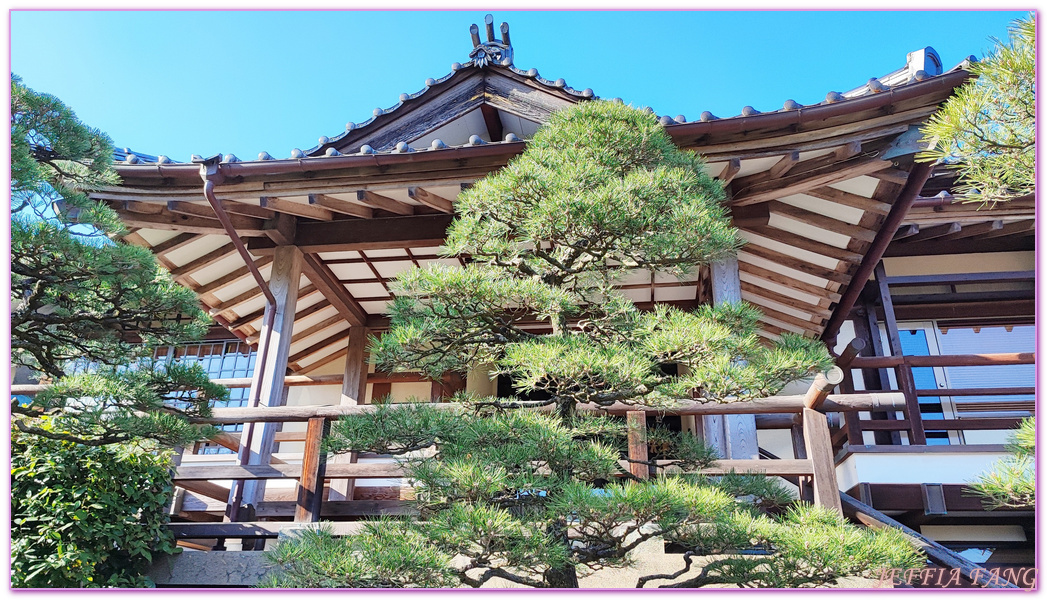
xmin=839 ymin=352 xmax=1034 ymax=448
xmin=164 ymin=390 xmax=905 ymax=548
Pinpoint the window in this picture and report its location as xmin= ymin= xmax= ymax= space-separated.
xmin=154 ymin=340 xmax=256 ymax=453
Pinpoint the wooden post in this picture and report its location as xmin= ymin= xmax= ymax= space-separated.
xmin=166 ymin=446 xmax=186 ymax=516
xmin=803 ymin=367 xmax=845 ymax=410
xmin=802 ymin=408 xmax=842 ymax=514
xmin=708 ymin=257 xmax=758 ymax=459
xmin=328 ymin=326 xmax=369 ymax=502
xmin=874 ymin=262 xmax=926 ymax=444
xmin=855 ymin=297 xmax=900 ymax=445
xmin=229 ymin=245 xmax=303 ymax=516
xmin=294 ymin=417 xmax=329 ymax=522
xmin=626 ymin=411 xmax=649 ymax=480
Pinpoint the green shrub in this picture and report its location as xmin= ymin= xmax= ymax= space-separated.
xmin=11 ymin=419 xmax=179 ymax=587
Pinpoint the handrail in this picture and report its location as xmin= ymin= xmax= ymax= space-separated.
xmin=850 ymin=352 xmax=1034 ymax=368
xmin=185 ymin=393 xmax=907 ymax=425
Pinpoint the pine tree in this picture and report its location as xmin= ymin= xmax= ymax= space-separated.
xmin=11 ymin=75 xmax=223 ymax=447
xmin=921 ymin=15 xmax=1035 ymax=205
xmin=262 ymin=101 xmax=921 ymax=588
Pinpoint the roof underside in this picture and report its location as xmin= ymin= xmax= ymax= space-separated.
xmin=93 ymin=55 xmax=1033 ymax=374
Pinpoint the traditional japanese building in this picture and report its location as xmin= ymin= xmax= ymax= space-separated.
xmin=83 ymin=15 xmax=1034 ymax=587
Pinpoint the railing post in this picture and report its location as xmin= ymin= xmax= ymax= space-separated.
xmin=802 ymin=408 xmax=842 ymax=514
xmin=626 ymin=411 xmax=649 ymax=480
xmin=294 ymin=417 xmax=330 ymax=522
xmin=875 ymin=262 xmax=926 ymax=444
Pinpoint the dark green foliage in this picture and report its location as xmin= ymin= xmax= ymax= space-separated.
xmin=968 ymin=417 xmax=1035 ymax=509
xmin=11 ymin=424 xmax=180 ymax=588
xmin=921 ymin=15 xmax=1035 ymax=204
xmin=268 ymin=405 xmax=921 ymax=588
xmin=263 ymin=102 xmax=911 ymax=588
xmin=11 ymin=75 xmax=223 ymax=447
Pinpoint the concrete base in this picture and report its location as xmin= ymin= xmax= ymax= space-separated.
xmin=147 ymin=551 xmax=274 ymax=587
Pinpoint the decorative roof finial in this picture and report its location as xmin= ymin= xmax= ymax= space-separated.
xmin=469 ymin=14 xmax=512 ymax=68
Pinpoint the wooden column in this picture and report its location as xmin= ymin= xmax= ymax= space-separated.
xmin=626 ymin=411 xmax=649 ymax=480
xmin=853 ymin=296 xmax=900 ymax=445
xmin=802 ymin=408 xmax=842 ymax=514
xmin=328 ymin=326 xmax=369 ymax=502
xmin=708 ymin=257 xmax=758 ymax=459
xmin=230 ymin=245 xmax=303 ymax=515
xmin=874 ymin=262 xmax=926 ymax=444
xmin=294 ymin=417 xmax=329 ymax=522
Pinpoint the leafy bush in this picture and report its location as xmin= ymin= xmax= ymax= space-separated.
xmin=11 ymin=421 xmax=179 ymax=588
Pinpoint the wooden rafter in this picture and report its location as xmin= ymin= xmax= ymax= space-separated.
xmin=745 ymin=226 xmax=863 ymax=264
xmin=768 ymin=151 xmax=800 ymax=179
xmin=892 ymin=224 xmax=920 ymax=241
xmin=731 ymin=157 xmax=892 ymax=206
xmin=261 ymin=196 xmax=335 ymax=222
xmin=309 ymin=194 xmax=373 ymax=219
xmin=408 ymin=187 xmax=455 ymax=213
xmin=148 ymin=233 xmax=199 ymax=256
xmin=939 ymin=220 xmax=1003 ymax=241
xmin=113 ymin=208 xmax=267 ymax=236
xmin=169 ymin=242 xmax=238 ymax=278
xmin=247 ymin=214 xmax=454 ymax=255
xmin=802 ymin=187 xmax=892 ymax=215
xmin=301 ymin=254 xmax=368 ymax=326
xmin=902 ymin=222 xmax=962 ymax=243
xmin=738 ymin=262 xmax=840 ymax=303
xmin=195 ymin=255 xmax=275 ymax=295
xmin=717 ymin=158 xmax=741 ymax=185
xmin=740 ymin=281 xmax=833 ymax=319
xmin=738 ymin=245 xmax=850 ymax=285
xmin=480 ymin=103 xmax=503 ymax=142
xmin=356 ymin=190 xmax=414 ymax=216
xmin=769 ymin=201 xmax=877 ymax=243
xmin=288 ymin=329 xmax=352 ymax=366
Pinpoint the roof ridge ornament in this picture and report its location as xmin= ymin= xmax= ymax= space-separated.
xmin=469 ymin=14 xmax=512 ymax=68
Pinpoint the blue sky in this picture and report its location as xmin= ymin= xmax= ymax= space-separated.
xmin=11 ymin=10 xmax=1026 ymax=162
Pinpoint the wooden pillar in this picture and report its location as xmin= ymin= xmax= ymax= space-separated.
xmin=294 ymin=417 xmax=329 ymax=522
xmin=328 ymin=326 xmax=369 ymax=502
xmin=853 ymin=295 xmax=900 ymax=445
xmin=802 ymin=408 xmax=842 ymax=514
xmin=626 ymin=411 xmax=649 ymax=480
xmin=707 ymin=257 xmax=758 ymax=459
xmin=874 ymin=262 xmax=926 ymax=445
xmin=229 ymin=245 xmax=303 ymax=515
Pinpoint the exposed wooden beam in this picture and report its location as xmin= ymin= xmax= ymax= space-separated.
xmin=717 ymin=158 xmax=741 ymax=185
xmin=738 ymin=261 xmax=841 ymax=302
xmin=149 ymin=233 xmax=199 ymax=256
xmin=288 ymin=329 xmax=353 ymax=366
xmin=901 ymin=222 xmax=962 ymax=243
xmin=892 ymin=224 xmax=920 ymax=241
xmin=169 ymin=243 xmax=238 ymax=278
xmin=264 ymin=213 xmax=297 ymax=246
xmin=832 ymin=141 xmax=862 ymax=161
xmin=981 ymin=219 xmax=1035 ymax=239
xmin=195 ymin=255 xmax=275 ymax=295
xmin=740 ymin=281 xmax=833 ymax=319
xmin=479 ymin=103 xmax=503 ymax=142
xmin=247 ymin=214 xmax=454 ymax=255
xmin=769 ymin=201 xmax=877 ymax=243
xmin=746 ymin=226 xmax=863 ymax=264
xmin=261 ymin=196 xmax=334 ymax=222
xmin=408 ymin=187 xmax=455 ymax=213
xmin=356 ymin=190 xmax=414 ymax=216
xmin=222 ymin=200 xmax=276 ymax=220
xmin=768 ymin=151 xmax=800 ymax=179
xmin=301 ymin=254 xmax=368 ymax=326
xmin=295 ymin=346 xmax=348 ymax=375
xmin=731 ymin=203 xmax=770 ymax=229
xmin=114 ymin=209 xmax=267 ymax=237
xmin=308 ymin=194 xmax=373 ymax=219
xmin=939 ymin=219 xmax=1003 ymax=241
xmin=731 ymin=158 xmax=892 ymax=206
xmin=802 ymin=186 xmax=892 ymax=215
xmin=739 ymin=244 xmax=849 ymax=285
xmin=868 ymin=168 xmax=911 ymax=186
xmin=752 ymin=301 xmax=825 ymax=331
xmin=287 ymin=316 xmax=346 ymax=346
